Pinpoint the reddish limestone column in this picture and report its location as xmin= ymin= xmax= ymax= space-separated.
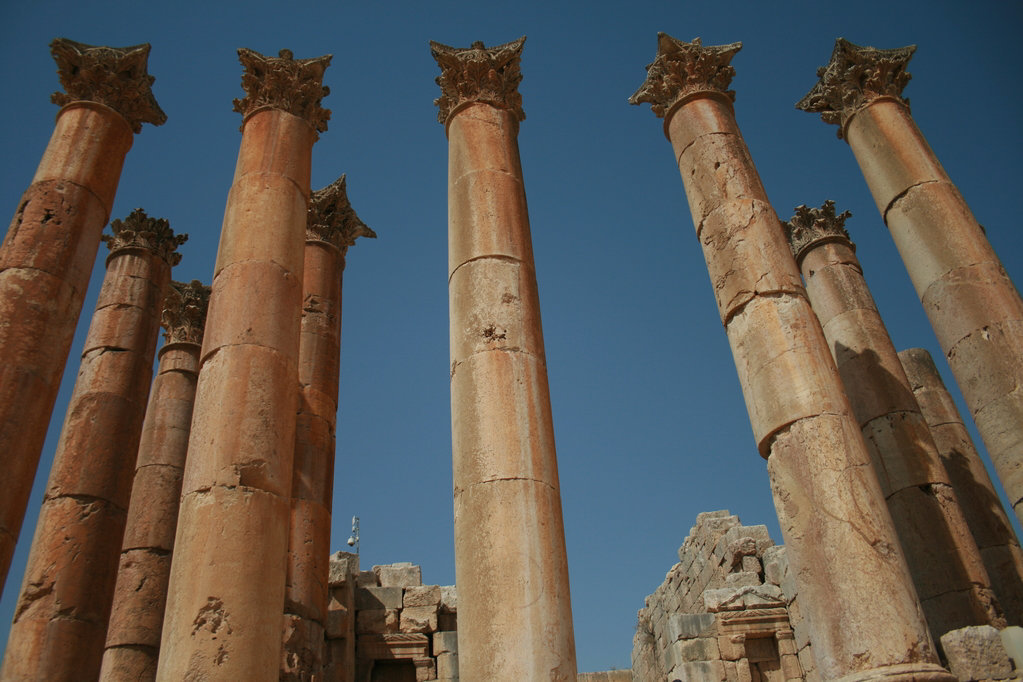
xmin=430 ymin=38 xmax=577 ymax=680
xmin=785 ymin=202 xmax=1003 ymax=638
xmin=1 ymin=211 xmax=184 ymax=680
xmin=0 ymin=39 xmax=165 ymax=590
xmin=156 ymin=48 xmax=330 ymax=681
xmin=99 ymin=280 xmax=210 ymax=681
xmin=281 ymin=177 xmax=374 ymax=680
xmin=798 ymin=40 xmax=1023 ymax=526
xmin=900 ymin=348 xmax=1023 ymax=625
xmin=631 ymin=34 xmax=952 ymax=681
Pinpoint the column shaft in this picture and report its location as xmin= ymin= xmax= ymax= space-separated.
xmin=846 ymin=100 xmax=1023 ymax=524
xmin=1 ymin=220 xmax=176 ymax=680
xmin=900 ymin=348 xmax=1023 ymax=625
xmin=791 ymin=213 xmax=1001 ymax=638
xmin=0 ymin=102 xmax=132 ymax=589
xmin=157 ymin=107 xmax=315 ymax=680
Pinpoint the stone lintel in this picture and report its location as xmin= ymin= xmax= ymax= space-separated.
xmin=232 ymin=48 xmax=332 ymax=134
xmin=103 ymin=208 xmax=187 ymax=266
xmin=161 ymin=279 xmax=210 ymax=345
xmin=783 ymin=200 xmax=854 ymax=265
xmin=629 ymin=34 xmax=741 ymax=119
xmin=429 ymin=36 xmax=526 ymax=125
xmin=356 ymin=633 xmax=430 ymax=660
xmin=49 ymin=38 xmax=167 ymax=133
xmin=796 ymin=38 xmax=916 ymax=139
xmin=308 ymin=174 xmax=377 ymax=253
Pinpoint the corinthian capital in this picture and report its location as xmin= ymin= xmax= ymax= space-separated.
xmin=49 ymin=38 xmax=167 ymax=133
xmin=162 ymin=280 xmax=211 ymax=345
xmin=232 ymin=48 xmax=332 ymax=134
xmin=429 ymin=37 xmax=526 ymax=125
xmin=783 ymin=200 xmax=854 ymax=264
xmin=307 ymin=175 xmax=377 ymax=254
xmin=629 ymin=34 xmax=742 ymax=118
xmin=103 ymin=208 xmax=187 ymax=266
xmin=796 ymin=38 xmax=915 ymax=139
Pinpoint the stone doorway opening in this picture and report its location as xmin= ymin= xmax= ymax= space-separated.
xmin=369 ymin=659 xmax=417 ymax=682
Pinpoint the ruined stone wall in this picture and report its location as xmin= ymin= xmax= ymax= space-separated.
xmin=633 ymin=511 xmax=809 ymax=682
xmin=325 ymin=553 xmax=458 ymax=682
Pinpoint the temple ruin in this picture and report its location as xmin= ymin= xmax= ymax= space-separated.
xmin=0 ymin=31 xmax=1021 ymax=682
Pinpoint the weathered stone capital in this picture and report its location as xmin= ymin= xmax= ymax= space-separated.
xmin=49 ymin=38 xmax=167 ymax=133
xmin=629 ymin=34 xmax=741 ymax=118
xmin=429 ymin=37 xmax=526 ymax=125
xmin=103 ymin=208 xmax=187 ymax=266
xmin=232 ymin=48 xmax=332 ymax=134
xmin=162 ymin=280 xmax=211 ymax=345
xmin=796 ymin=38 xmax=915 ymax=139
xmin=783 ymin=200 xmax=854 ymax=264
xmin=308 ymin=175 xmax=377 ymax=254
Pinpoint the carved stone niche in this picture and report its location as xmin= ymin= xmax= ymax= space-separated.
xmin=356 ymin=634 xmax=436 ymax=682
xmin=717 ymin=609 xmax=803 ymax=682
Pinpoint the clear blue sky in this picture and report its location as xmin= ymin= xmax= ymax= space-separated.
xmin=1 ymin=0 xmax=1020 ymax=673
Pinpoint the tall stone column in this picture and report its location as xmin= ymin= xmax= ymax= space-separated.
xmin=0 ymin=39 xmax=165 ymax=590
xmin=630 ymin=34 xmax=952 ymax=681
xmin=899 ymin=348 xmax=1023 ymax=625
xmin=99 ymin=280 xmax=210 ymax=681
xmin=281 ymin=176 xmax=375 ymax=680
xmin=1 ymin=210 xmax=184 ymax=681
xmin=430 ymin=37 xmax=578 ymax=680
xmin=785 ymin=201 xmax=1003 ymax=639
xmin=156 ymin=48 xmax=330 ymax=682
xmin=798 ymin=39 xmax=1023 ymax=526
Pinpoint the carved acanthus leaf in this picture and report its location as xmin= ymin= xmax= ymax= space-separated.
xmin=783 ymin=200 xmax=853 ymax=264
xmin=232 ymin=48 xmax=332 ymax=134
xmin=308 ymin=175 xmax=377 ymax=253
xmin=429 ymin=37 xmax=526 ymax=125
xmin=629 ymin=34 xmax=742 ymax=118
xmin=796 ymin=38 xmax=915 ymax=139
xmin=103 ymin=208 xmax=187 ymax=266
xmin=49 ymin=38 xmax=167 ymax=133
xmin=161 ymin=280 xmax=211 ymax=345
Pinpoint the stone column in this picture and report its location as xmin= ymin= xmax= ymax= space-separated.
xmin=281 ymin=176 xmax=375 ymax=680
xmin=0 ymin=39 xmax=165 ymax=590
xmin=899 ymin=348 xmax=1023 ymax=625
xmin=1 ymin=210 xmax=184 ymax=681
xmin=430 ymin=37 xmax=577 ymax=680
xmin=785 ymin=201 xmax=1003 ymax=638
xmin=630 ymin=34 xmax=952 ymax=681
xmin=798 ymin=39 xmax=1023 ymax=526
xmin=99 ymin=280 xmax=210 ymax=681
xmin=156 ymin=48 xmax=330 ymax=682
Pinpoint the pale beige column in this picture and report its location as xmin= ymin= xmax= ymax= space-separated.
xmin=0 ymin=39 xmax=165 ymax=590
xmin=631 ymin=34 xmax=952 ymax=682
xmin=430 ymin=37 xmax=577 ymax=680
xmin=798 ymin=39 xmax=1023 ymax=526
xmin=281 ymin=177 xmax=374 ymax=680
xmin=900 ymin=348 xmax=1023 ymax=625
xmin=1 ymin=211 xmax=184 ymax=681
xmin=785 ymin=202 xmax=1003 ymax=638
xmin=100 ymin=280 xmax=210 ymax=681
xmin=156 ymin=48 xmax=330 ymax=681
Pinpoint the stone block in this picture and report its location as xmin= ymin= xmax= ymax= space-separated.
xmin=355 ymin=586 xmax=403 ymax=610
xmin=405 ymin=585 xmax=441 ymax=608
xmin=437 ymin=651 xmax=458 ymax=679
xmin=940 ymin=625 xmax=1014 ymax=681
xmin=724 ymin=572 xmax=760 ymax=588
xmin=761 ymin=546 xmax=786 ymax=587
xmin=434 ymin=630 xmax=459 ymax=655
xmin=356 ymin=608 xmax=399 ymax=635
xmin=439 ymin=585 xmax=457 ymax=613
xmin=356 ymin=570 xmax=379 ymax=586
xmin=400 ymin=605 xmax=438 ymax=634
xmin=325 ymin=597 xmax=348 ymax=639
xmin=667 ymin=613 xmax=717 ymax=641
xmin=718 ymin=635 xmax=743 ymax=662
xmin=438 ymin=612 xmax=457 ymax=631
xmin=741 ymin=556 xmax=761 ymax=574
xmin=374 ymin=562 xmax=422 ymax=587
xmin=669 ymin=636 xmax=720 ymax=664
xmin=328 ymin=551 xmax=359 ymax=587
xmin=672 ymin=659 xmax=726 ymax=682
xmin=413 ymin=657 xmax=436 ymax=681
